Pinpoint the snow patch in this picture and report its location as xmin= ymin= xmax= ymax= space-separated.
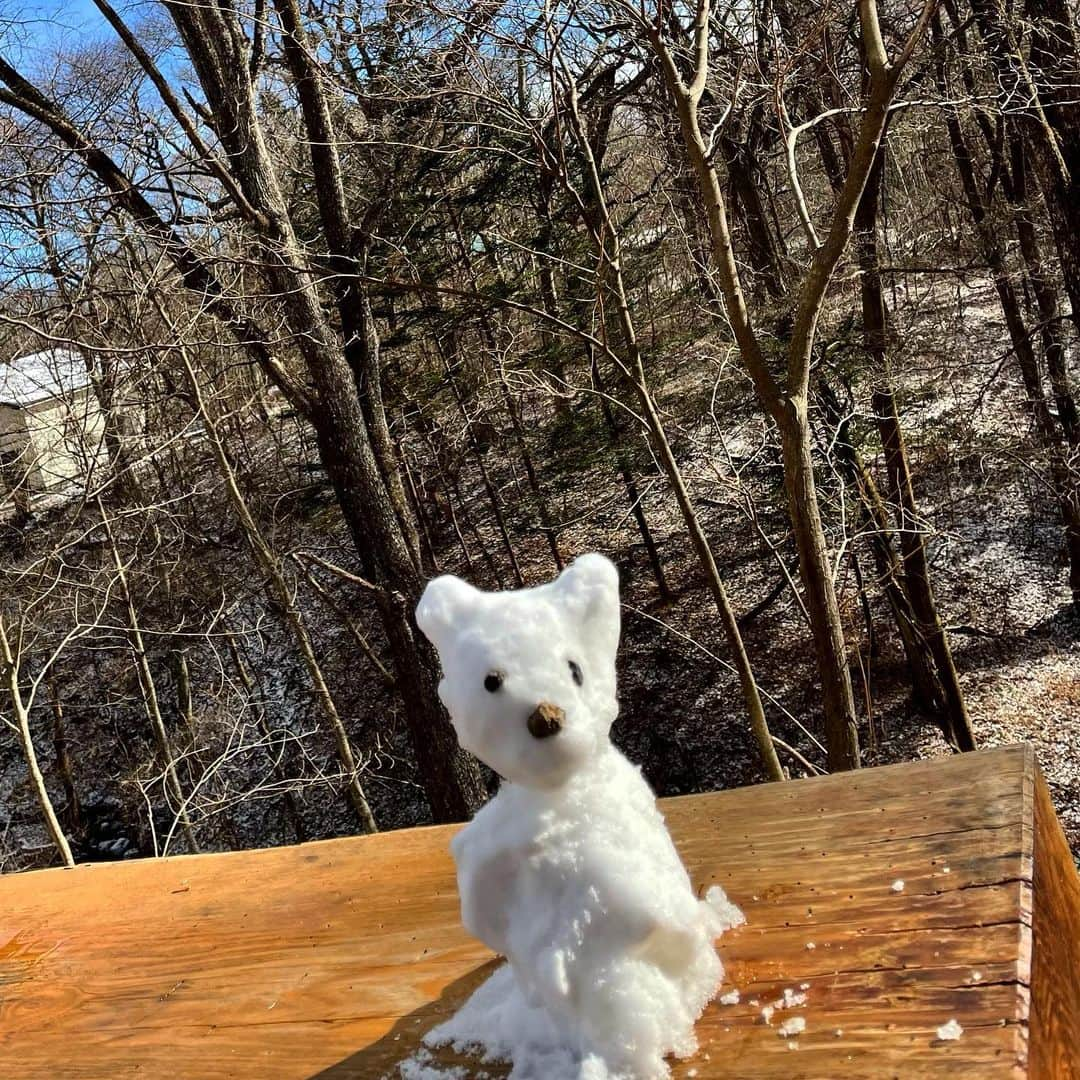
xmin=0 ymin=349 xmax=89 ymax=406
xmin=936 ymin=1019 xmax=964 ymax=1041
xmin=397 ymin=1047 xmax=470 ymax=1078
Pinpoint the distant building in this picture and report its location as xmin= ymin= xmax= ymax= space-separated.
xmin=0 ymin=349 xmax=106 ymax=517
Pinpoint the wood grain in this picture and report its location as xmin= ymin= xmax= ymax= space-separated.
xmin=0 ymin=743 xmax=1075 ymax=1078
xmin=1029 ymin=767 xmax=1080 ymax=1078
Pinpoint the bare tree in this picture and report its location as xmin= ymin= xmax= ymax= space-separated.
xmin=637 ymin=0 xmax=938 ymax=769
xmin=0 ymin=4 xmax=485 ymax=821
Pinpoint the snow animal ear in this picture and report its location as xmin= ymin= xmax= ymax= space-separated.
xmin=416 ymin=574 xmax=480 ymax=656
xmin=554 ymin=553 xmax=621 ymax=660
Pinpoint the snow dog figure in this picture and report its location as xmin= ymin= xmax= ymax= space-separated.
xmin=415 ymin=553 xmax=743 ymax=1080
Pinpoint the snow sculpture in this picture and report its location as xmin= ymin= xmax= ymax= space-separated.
xmin=414 ymin=553 xmax=743 ymax=1079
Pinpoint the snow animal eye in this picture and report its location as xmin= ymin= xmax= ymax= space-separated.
xmin=484 ymin=671 xmax=504 ymax=693
xmin=568 ymin=660 xmax=583 ymax=686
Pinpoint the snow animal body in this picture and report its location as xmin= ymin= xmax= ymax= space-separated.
xmin=415 ymin=554 xmax=742 ymax=1079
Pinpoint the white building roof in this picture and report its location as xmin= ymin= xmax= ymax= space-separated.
xmin=0 ymin=349 xmax=90 ymax=407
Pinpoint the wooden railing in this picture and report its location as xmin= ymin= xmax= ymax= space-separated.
xmin=1 ymin=744 xmax=1077 ymax=1077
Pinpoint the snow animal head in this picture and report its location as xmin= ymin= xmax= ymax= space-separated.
xmin=416 ymin=554 xmax=621 ymax=790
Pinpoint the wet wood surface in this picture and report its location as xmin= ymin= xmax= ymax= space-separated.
xmin=0 ymin=743 xmax=1076 ymax=1078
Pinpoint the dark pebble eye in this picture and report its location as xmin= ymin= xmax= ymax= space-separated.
xmin=484 ymin=671 xmax=504 ymax=693
xmin=568 ymin=660 xmax=583 ymax=686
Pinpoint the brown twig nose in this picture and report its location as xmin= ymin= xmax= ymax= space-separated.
xmin=527 ymin=702 xmax=564 ymax=739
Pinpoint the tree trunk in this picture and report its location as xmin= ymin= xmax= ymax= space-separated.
xmin=494 ymin=355 xmax=565 ymax=572
xmin=776 ymin=412 xmax=861 ymax=770
xmin=1007 ymin=140 xmax=1080 ymax=448
xmin=566 ymin=88 xmax=785 ymax=781
xmin=819 ymin=382 xmax=948 ymax=716
xmin=47 ymin=682 xmax=81 ymax=830
xmin=1024 ymin=0 xmax=1080 ymax=331
xmin=272 ymin=0 xmax=422 ymax=571
xmin=170 ymin=650 xmax=195 ymax=734
xmin=938 ymin=20 xmax=1080 ymax=604
xmin=436 ymin=334 xmax=524 ymax=588
xmin=0 ymin=617 xmax=75 ymax=867
xmin=448 ymin=213 xmax=565 ymax=575
xmin=719 ymin=133 xmax=786 ymax=298
xmin=646 ymin=1 xmax=909 ymax=770
xmin=871 ymin=387 xmax=977 ymax=750
xmin=0 ymin=5 xmax=487 ymax=822
xmin=965 ymin=0 xmax=1080 ymax=330
xmin=401 ymin=445 xmax=443 ymax=576
xmin=175 ymin=345 xmax=379 ymax=835
xmin=591 ymin=350 xmax=676 ymax=604
xmin=99 ymin=505 xmax=201 ymax=854
xmin=855 ymin=144 xmax=976 ymax=751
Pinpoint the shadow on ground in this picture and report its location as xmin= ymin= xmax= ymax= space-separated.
xmin=307 ymin=957 xmax=508 ymax=1079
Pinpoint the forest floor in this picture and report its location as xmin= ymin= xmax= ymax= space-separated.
xmin=0 ymin=277 xmax=1077 ymax=869
xmin=478 ymin=274 xmax=1080 ymax=858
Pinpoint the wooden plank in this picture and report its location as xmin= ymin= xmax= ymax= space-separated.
xmin=0 ymin=743 xmax=1072 ymax=1078
xmin=1030 ymin=767 xmax=1080 ymax=1078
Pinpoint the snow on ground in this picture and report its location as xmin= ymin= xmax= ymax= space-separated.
xmin=1 ymin=278 xmax=1078 ymax=875
xmin=620 ymin=277 xmax=1080 ymax=857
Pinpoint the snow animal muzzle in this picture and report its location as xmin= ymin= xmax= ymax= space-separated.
xmin=527 ymin=701 xmax=564 ymax=739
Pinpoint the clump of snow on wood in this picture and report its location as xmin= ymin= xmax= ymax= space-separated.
xmin=761 ymin=985 xmax=810 ymax=1028
xmin=718 ymin=988 xmax=740 ymax=1005
xmin=397 ymin=1047 xmax=470 ymax=1078
xmin=804 ymin=941 xmax=816 ymax=950
xmin=705 ymin=884 xmax=745 ymax=932
xmin=936 ymin=1019 xmax=964 ymax=1041
xmin=762 ymin=985 xmax=809 ymax=1025
xmin=777 ymin=1016 xmax=806 ymax=1038
xmin=415 ymin=555 xmax=744 ymax=1079
xmin=890 ymin=879 xmax=905 ymax=893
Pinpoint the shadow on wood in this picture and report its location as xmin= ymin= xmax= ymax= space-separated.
xmin=306 ymin=958 xmax=507 ymax=1079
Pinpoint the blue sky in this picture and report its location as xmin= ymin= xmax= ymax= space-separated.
xmin=0 ymin=1 xmax=168 ymax=290
xmin=5 ymin=0 xmax=115 ymax=55
xmin=18 ymin=0 xmax=108 ymax=32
